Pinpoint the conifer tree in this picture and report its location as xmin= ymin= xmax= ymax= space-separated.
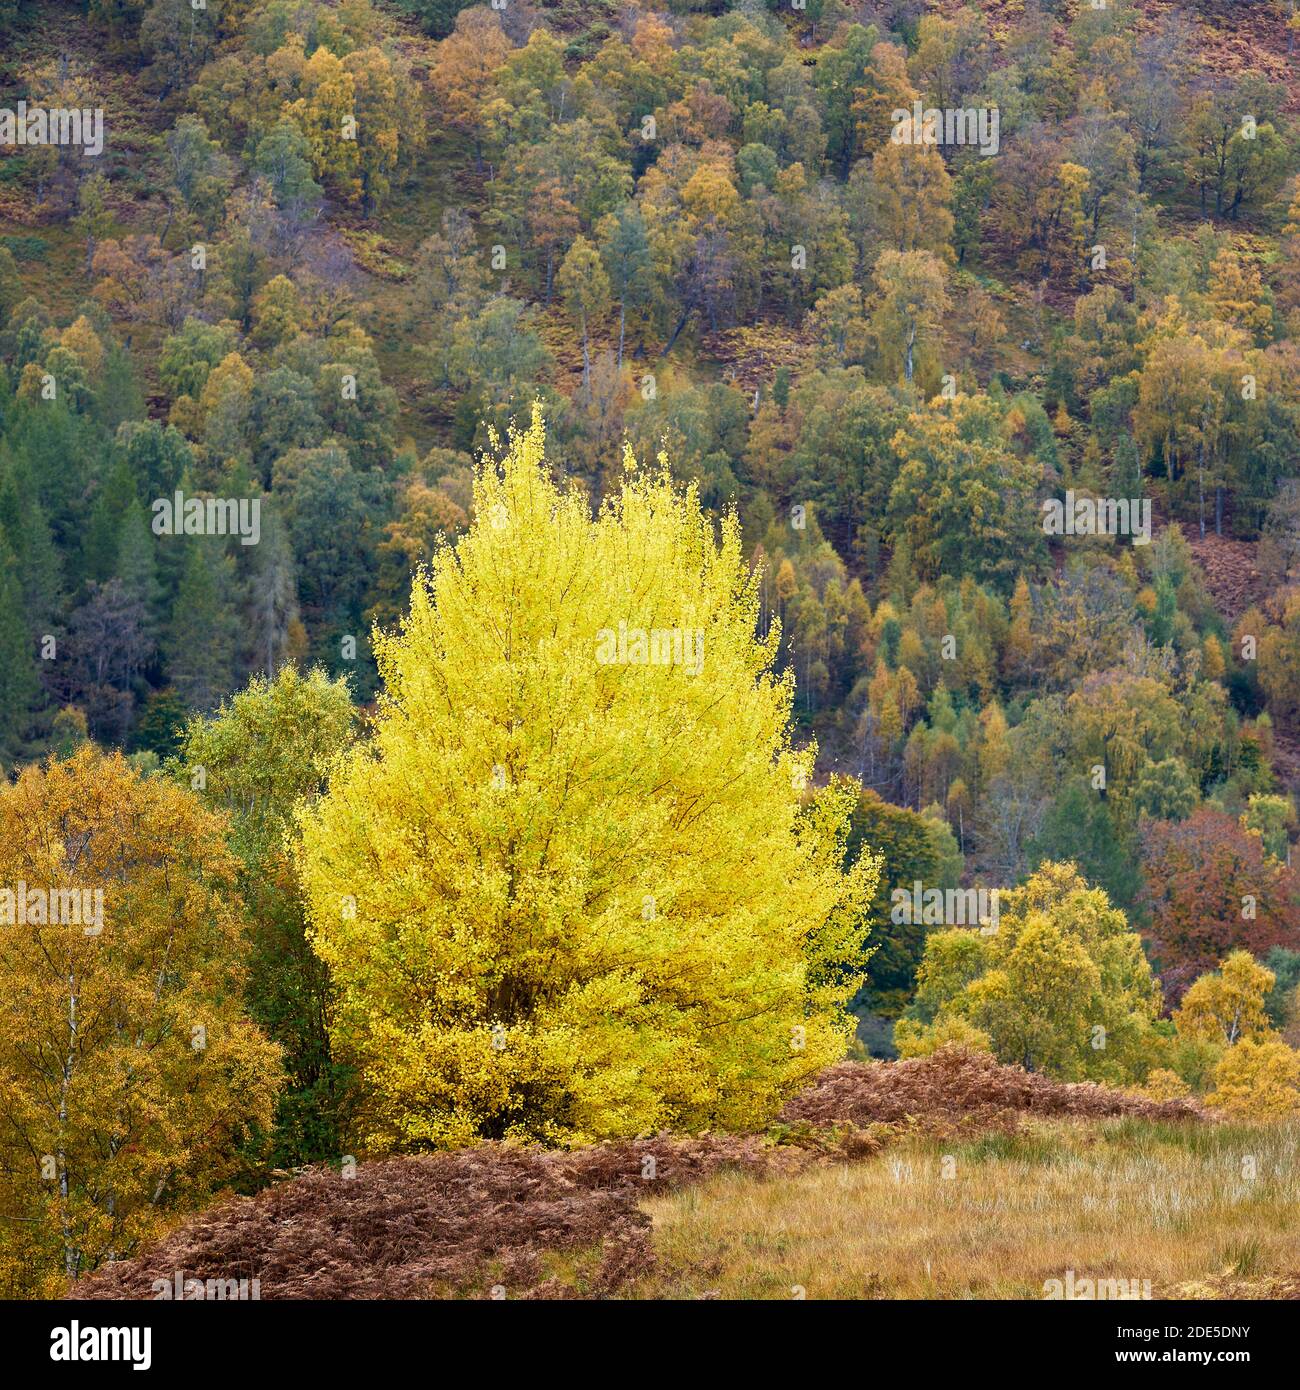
xmin=164 ymin=539 xmax=239 ymax=713
xmin=0 ymin=534 xmax=39 ymax=762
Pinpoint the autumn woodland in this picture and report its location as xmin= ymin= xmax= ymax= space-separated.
xmin=0 ymin=0 xmax=1299 ymax=1329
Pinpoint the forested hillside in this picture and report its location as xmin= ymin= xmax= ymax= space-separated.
xmin=3 ymin=0 xmax=1300 ymax=1308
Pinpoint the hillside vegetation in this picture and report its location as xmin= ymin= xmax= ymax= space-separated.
xmin=1 ymin=0 xmax=1300 ymax=1302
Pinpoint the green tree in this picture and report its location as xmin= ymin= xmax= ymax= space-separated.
xmin=886 ymin=395 xmax=1045 ymax=591
xmin=72 ymin=174 xmax=113 ymax=276
xmin=113 ymin=498 xmax=162 ymax=646
xmin=443 ymin=295 xmax=553 ymax=443
xmin=870 ymin=249 xmax=950 ymax=384
xmin=597 ymin=204 xmax=653 ymax=369
xmin=0 ymin=534 xmax=39 ymax=764
xmin=0 ymin=469 xmax=63 ymax=642
xmin=401 ymin=0 xmax=475 ymax=39
xmin=271 ymin=444 xmax=383 ymax=677
xmin=1032 ymin=776 xmax=1140 ymax=909
xmin=163 ymin=538 xmax=240 ymax=713
xmin=176 ymin=668 xmax=357 ymax=1167
xmin=814 ymin=22 xmax=881 ymax=176
xmin=896 ymin=861 xmax=1159 ymax=1081
xmin=845 ymin=788 xmax=941 ymax=1011
xmin=252 ymin=117 xmax=322 ymax=215
xmin=1241 ymin=793 xmax=1295 ymax=862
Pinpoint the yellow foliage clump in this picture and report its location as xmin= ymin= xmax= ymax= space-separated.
xmin=894 ymin=1015 xmax=992 ymax=1060
xmin=1174 ymin=951 xmax=1275 ymax=1048
xmin=297 ymin=409 xmax=878 ymax=1151
xmin=1207 ymin=1037 xmax=1300 ymax=1122
xmin=0 ymin=748 xmax=282 ymax=1297
xmin=1137 ymin=1068 xmax=1192 ymax=1102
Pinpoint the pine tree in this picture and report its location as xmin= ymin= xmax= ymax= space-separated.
xmin=164 ymin=539 xmax=239 ymax=712
xmin=242 ymin=505 xmax=299 ymax=680
xmin=0 ymin=468 xmax=62 ymax=641
xmin=114 ymin=497 xmax=161 ymax=645
xmin=83 ymin=457 xmax=136 ymax=583
xmin=0 ymin=534 xmax=39 ymax=762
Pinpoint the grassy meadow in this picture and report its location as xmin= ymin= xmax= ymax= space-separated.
xmin=631 ymin=1118 xmax=1300 ymax=1300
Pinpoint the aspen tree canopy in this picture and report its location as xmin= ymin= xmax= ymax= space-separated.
xmin=298 ymin=410 xmax=878 ymax=1150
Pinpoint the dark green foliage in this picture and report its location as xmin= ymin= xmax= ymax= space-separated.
xmin=0 ymin=533 xmax=39 ymax=763
xmin=846 ymin=788 xmax=942 ymax=1012
xmin=1029 ymin=778 xmax=1141 ymax=913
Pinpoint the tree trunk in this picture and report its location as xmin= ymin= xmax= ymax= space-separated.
xmin=1198 ymin=440 xmax=1206 ymax=540
xmin=59 ymin=966 xmax=79 ymax=1280
xmin=662 ymin=307 xmax=690 ymax=357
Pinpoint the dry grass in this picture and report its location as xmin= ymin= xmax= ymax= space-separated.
xmin=633 ymin=1118 xmax=1300 ymax=1301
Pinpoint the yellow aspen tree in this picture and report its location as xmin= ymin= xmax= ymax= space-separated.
xmin=1208 ymin=247 xmax=1274 ymax=343
xmin=851 ymin=42 xmax=918 ymax=157
xmin=869 ymin=130 xmax=955 ymax=261
xmin=1174 ymin=951 xmax=1276 ymax=1047
xmin=342 ymin=47 xmax=405 ymax=213
xmin=297 ymin=409 xmax=878 ymax=1151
